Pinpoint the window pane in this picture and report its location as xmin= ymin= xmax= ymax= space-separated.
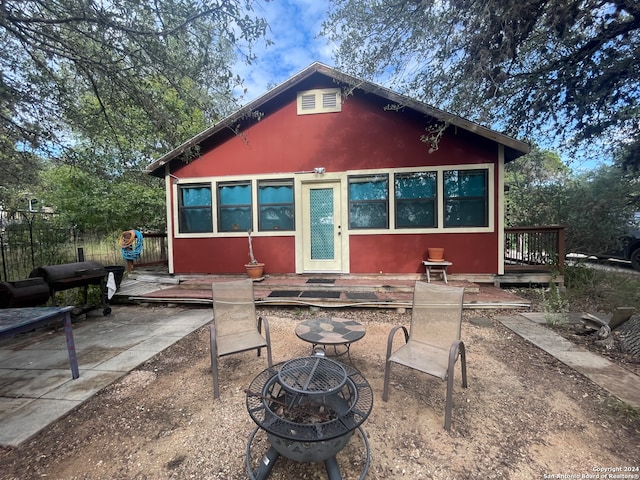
xmin=219 ymin=207 xmax=252 ymax=231
xmin=444 ymin=170 xmax=488 ymax=227
xmin=219 ymin=182 xmax=252 ymax=232
xmin=396 ymin=201 xmax=435 ymax=228
xmin=348 ymin=175 xmax=389 ymax=229
xmin=445 ymin=199 xmax=487 ymax=226
xmin=348 ymin=177 xmax=388 ymax=200
xmin=395 ymin=172 xmax=437 ymax=228
xmin=182 ymin=186 xmax=212 ymax=206
xmin=178 ymin=185 xmax=212 ymax=233
xmin=349 ymin=203 xmax=388 ymax=229
xmin=444 ymin=170 xmax=486 ymax=197
xmin=395 ymin=172 xmax=436 ymax=198
xmin=180 ymin=208 xmax=213 ymax=233
xmin=219 ymin=183 xmax=251 ymax=205
xmin=258 ymin=180 xmax=294 ymax=231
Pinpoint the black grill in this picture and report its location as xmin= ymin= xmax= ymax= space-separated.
xmin=29 ymin=261 xmax=111 ymax=315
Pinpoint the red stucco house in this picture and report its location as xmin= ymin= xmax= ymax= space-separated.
xmin=146 ymin=63 xmax=530 ymax=279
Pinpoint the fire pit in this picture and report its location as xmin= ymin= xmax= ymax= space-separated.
xmin=245 ymin=356 xmax=373 ymax=480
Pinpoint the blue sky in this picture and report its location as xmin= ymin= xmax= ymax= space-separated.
xmin=233 ymin=0 xmax=334 ymax=102
xmin=231 ymin=1 xmax=610 ymax=171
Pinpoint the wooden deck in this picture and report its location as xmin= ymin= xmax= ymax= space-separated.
xmin=111 ymin=271 xmax=532 ymax=310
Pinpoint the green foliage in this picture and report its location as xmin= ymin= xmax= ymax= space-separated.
xmin=506 ymin=149 xmax=639 ymax=254
xmin=516 ymin=267 xmax=640 ymax=318
xmin=322 ymin=0 xmax=640 ymax=167
xmin=564 ymin=265 xmax=640 ymax=313
xmin=540 ymin=282 xmax=570 ymax=325
xmin=1 ymin=0 xmax=268 ymax=175
xmin=40 ymin=165 xmax=165 ymax=233
xmin=65 ymin=77 xmax=213 ymax=172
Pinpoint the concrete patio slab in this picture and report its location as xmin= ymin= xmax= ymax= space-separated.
xmin=0 ymin=398 xmax=81 ymax=447
xmin=0 ymin=305 xmax=211 ymax=447
xmin=498 ymin=314 xmax=640 ymax=409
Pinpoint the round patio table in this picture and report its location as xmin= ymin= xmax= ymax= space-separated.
xmin=295 ymin=317 xmax=366 ymax=362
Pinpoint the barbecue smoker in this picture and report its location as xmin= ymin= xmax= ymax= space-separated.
xmin=30 ymin=261 xmax=111 ymax=315
xmin=245 ymin=356 xmax=373 ymax=480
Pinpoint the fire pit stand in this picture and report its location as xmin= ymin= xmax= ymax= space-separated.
xmin=245 ymin=356 xmax=373 ymax=480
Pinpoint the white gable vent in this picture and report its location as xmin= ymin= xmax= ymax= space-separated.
xmin=297 ymin=88 xmax=341 ymax=115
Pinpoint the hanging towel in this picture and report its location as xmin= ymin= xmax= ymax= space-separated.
xmin=107 ymin=272 xmax=117 ymax=300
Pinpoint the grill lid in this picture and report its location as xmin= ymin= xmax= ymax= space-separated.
xmin=278 ymin=357 xmax=347 ymax=396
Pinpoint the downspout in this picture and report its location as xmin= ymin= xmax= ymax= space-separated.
xmin=164 ymin=166 xmax=176 ymax=274
xmin=497 ymin=145 xmax=505 ymax=275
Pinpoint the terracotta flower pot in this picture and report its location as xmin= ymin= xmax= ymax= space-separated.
xmin=427 ymin=248 xmax=445 ymax=261
xmin=245 ymin=263 xmax=265 ymax=279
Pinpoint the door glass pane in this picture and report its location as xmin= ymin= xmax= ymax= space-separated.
xmin=310 ymin=188 xmax=334 ymax=260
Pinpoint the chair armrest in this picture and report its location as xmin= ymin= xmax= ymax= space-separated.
xmin=257 ymin=316 xmax=271 ymax=342
xmin=385 ymin=325 xmax=409 ymax=361
xmin=257 ymin=316 xmax=273 ymax=366
xmin=448 ymin=340 xmax=466 ymax=380
xmin=209 ymin=319 xmax=218 ymax=358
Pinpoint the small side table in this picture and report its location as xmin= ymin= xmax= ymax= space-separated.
xmin=295 ymin=317 xmax=366 ymax=362
xmin=422 ymin=260 xmax=452 ymax=283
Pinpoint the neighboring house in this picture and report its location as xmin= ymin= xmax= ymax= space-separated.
xmin=146 ymin=62 xmax=530 ymax=280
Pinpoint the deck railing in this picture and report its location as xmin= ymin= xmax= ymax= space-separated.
xmin=504 ymin=226 xmax=565 ymax=273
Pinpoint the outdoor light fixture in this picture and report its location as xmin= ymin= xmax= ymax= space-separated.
xmin=293 ymin=167 xmax=327 ymax=175
xmin=168 ymin=173 xmax=180 ymax=184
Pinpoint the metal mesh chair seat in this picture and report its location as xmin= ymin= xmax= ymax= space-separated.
xmin=387 ymin=341 xmax=450 ymax=380
xmin=211 ymin=279 xmax=273 ymax=399
xmin=383 ymin=281 xmax=468 ymax=431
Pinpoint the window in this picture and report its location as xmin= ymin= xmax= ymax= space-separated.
xmin=297 ymin=88 xmax=341 ymax=115
xmin=258 ymin=179 xmax=294 ymax=231
xmin=348 ymin=174 xmax=389 ymax=229
xmin=178 ymin=184 xmax=213 ymax=233
xmin=395 ymin=172 xmax=437 ymax=228
xmin=218 ymin=181 xmax=252 ymax=232
xmin=444 ymin=169 xmax=488 ymax=227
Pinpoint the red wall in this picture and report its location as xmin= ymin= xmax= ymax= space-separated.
xmin=174 ymin=96 xmax=497 ymax=178
xmin=172 ymin=236 xmax=296 ymax=274
xmin=172 ymin=233 xmax=497 ymax=275
xmin=169 ymin=82 xmax=501 ymax=275
xmin=349 ymin=234 xmax=497 ymax=274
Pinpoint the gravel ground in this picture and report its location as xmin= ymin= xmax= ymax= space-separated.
xmin=1 ymin=306 xmax=639 ymax=480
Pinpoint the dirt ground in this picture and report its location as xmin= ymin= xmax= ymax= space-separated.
xmin=1 ymin=306 xmax=639 ymax=480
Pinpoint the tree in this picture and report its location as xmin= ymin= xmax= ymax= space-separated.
xmin=322 ymin=0 xmax=640 ymax=168
xmin=0 ymin=0 xmax=269 ymax=172
xmin=505 ymin=149 xmax=639 ymax=253
xmin=40 ymin=165 xmax=166 ymax=233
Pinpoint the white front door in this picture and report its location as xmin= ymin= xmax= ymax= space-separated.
xmin=300 ymin=181 xmax=344 ymax=272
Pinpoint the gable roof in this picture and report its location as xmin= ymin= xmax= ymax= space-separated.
xmin=146 ymin=62 xmax=530 ymax=176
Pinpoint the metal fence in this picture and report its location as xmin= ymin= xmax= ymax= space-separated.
xmin=0 ymin=221 xmax=167 ymax=282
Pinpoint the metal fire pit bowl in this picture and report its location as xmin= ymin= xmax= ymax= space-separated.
xmin=246 ymin=356 xmax=373 ymax=480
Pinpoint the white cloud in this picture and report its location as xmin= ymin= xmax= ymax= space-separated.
xmin=234 ymin=0 xmax=335 ymax=103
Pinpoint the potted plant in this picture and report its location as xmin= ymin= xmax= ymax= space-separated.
xmin=245 ymin=229 xmax=265 ymax=279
